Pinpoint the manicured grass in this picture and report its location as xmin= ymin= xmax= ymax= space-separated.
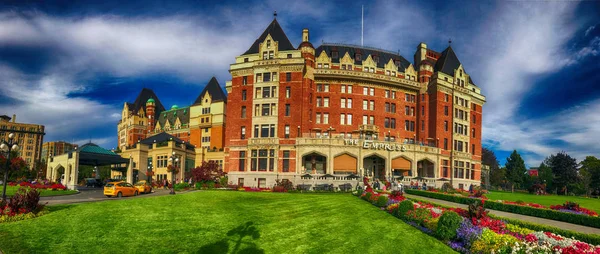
xmin=0 ymin=191 xmax=455 ymax=253
xmin=486 ymin=191 xmax=600 ymax=213
xmin=3 ymin=186 xmax=78 ymax=197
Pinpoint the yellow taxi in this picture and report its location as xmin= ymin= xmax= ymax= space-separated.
xmin=104 ymin=181 xmax=138 ymax=198
xmin=134 ymin=180 xmax=152 ymax=194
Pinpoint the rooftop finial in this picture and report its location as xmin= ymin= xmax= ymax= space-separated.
xmin=273 ymin=10 xmax=277 ymax=18
xmin=448 ymin=38 xmax=452 ymax=46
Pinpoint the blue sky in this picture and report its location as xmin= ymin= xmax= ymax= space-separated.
xmin=0 ymin=0 xmax=599 ymax=167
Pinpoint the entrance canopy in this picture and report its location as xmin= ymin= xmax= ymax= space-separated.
xmin=78 ymin=143 xmax=129 ymax=166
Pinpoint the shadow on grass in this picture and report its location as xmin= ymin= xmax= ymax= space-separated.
xmin=45 ymin=204 xmax=74 ymax=213
xmin=198 ymin=221 xmax=264 ymax=254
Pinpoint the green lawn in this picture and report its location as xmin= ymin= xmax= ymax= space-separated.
xmin=0 ymin=191 xmax=455 ymax=254
xmin=4 ymin=186 xmax=78 ymax=197
xmin=486 ymin=190 xmax=600 ymax=213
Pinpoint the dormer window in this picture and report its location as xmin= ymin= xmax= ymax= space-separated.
xmin=355 ymin=53 xmax=362 ymax=61
xmin=262 ymin=52 xmax=268 ymax=60
xmin=332 ymin=51 xmax=338 ymax=58
xmin=267 ymin=40 xmax=271 ymax=48
xmin=373 ymin=56 xmax=379 ymax=63
xmin=324 ymin=64 xmax=329 ymax=68
xmin=269 ymin=51 xmax=274 ymax=59
xmin=394 ymin=60 xmax=400 ymax=65
xmin=460 ymin=70 xmax=463 ymax=77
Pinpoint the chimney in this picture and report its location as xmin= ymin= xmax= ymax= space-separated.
xmin=302 ymin=28 xmax=309 ymax=42
xmin=12 ymin=114 xmax=16 ymax=123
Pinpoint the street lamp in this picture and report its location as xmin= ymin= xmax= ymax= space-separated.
xmin=1 ymin=133 xmax=19 ymax=202
xmin=168 ymin=152 xmax=179 ymax=195
xmin=147 ymin=161 xmax=153 ymax=182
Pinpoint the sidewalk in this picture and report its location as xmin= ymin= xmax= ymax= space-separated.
xmin=404 ymin=193 xmax=600 ymax=235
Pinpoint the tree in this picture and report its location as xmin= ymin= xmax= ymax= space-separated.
xmin=489 ymin=167 xmax=506 ymax=189
xmin=545 ymin=151 xmax=578 ymax=195
xmin=580 ymin=156 xmax=600 ymax=196
xmin=0 ymin=152 xmax=30 ymax=181
xmin=482 ymin=147 xmax=500 ymax=188
xmin=192 ymin=161 xmax=224 ymax=183
xmin=505 ymin=150 xmax=527 ymax=192
xmin=538 ymin=162 xmax=553 ymax=193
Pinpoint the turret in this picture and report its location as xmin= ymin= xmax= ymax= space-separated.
xmin=146 ymin=98 xmax=155 ymax=132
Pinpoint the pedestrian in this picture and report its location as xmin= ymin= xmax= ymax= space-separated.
xmin=163 ymin=179 xmax=168 ymax=190
xmin=188 ymin=177 xmax=192 ymax=186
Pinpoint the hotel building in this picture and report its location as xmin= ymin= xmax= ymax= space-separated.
xmin=0 ymin=114 xmax=45 ymax=170
xmin=224 ymin=18 xmax=486 ymax=189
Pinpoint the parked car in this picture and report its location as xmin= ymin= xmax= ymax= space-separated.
xmin=104 ymin=181 xmax=138 ymax=198
xmin=134 ymin=180 xmax=152 ymax=194
xmin=85 ymin=178 xmax=103 ymax=187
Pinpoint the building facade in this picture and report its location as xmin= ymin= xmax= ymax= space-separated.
xmin=117 ymin=77 xmax=227 ymax=168
xmin=224 ymin=18 xmax=485 ymax=189
xmin=0 ymin=114 xmax=45 ymax=170
xmin=41 ymin=141 xmax=78 ymax=164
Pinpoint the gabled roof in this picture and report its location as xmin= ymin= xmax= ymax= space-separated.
xmin=129 ymin=88 xmax=166 ymax=119
xmin=315 ymin=44 xmax=412 ymax=71
xmin=434 ymin=46 xmax=462 ymax=76
xmin=140 ymin=132 xmax=195 ymax=149
xmin=157 ymin=106 xmax=190 ymax=128
xmin=243 ymin=18 xmax=295 ymax=55
xmin=194 ymin=77 xmax=227 ymax=104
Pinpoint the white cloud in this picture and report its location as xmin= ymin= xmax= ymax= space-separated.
xmin=585 ymin=25 xmax=596 ymax=37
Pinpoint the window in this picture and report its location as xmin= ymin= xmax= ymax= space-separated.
xmin=369 ymin=88 xmax=374 ymax=96
xmin=286 ymin=72 xmax=291 ymax=82
xmin=348 ymin=85 xmax=352 ymax=93
xmin=341 ymin=85 xmax=346 ymax=93
xmin=285 ymin=125 xmax=290 ymax=138
xmin=405 ymin=106 xmax=410 ymax=115
xmin=392 ymin=91 xmax=396 ymax=99
xmin=317 ymin=84 xmax=322 ymax=92
xmin=390 ymin=103 xmax=396 ymax=113
xmin=324 ymin=84 xmax=329 ymax=92
xmin=444 ymin=106 xmax=449 ymax=116
xmin=287 ymin=54 xmax=292 ymax=58
xmin=444 ymin=138 xmax=448 ymax=150
xmin=363 ymin=87 xmax=368 ymax=95
xmin=472 ymin=144 xmax=475 ymax=154
xmin=347 ymin=114 xmax=352 ymax=125
xmin=250 ymin=149 xmax=275 ymax=171
xmin=323 ymin=97 xmax=329 ymax=107
xmin=244 ymin=58 xmax=249 ymax=63
xmin=363 ymin=100 xmax=368 ymax=110
xmin=391 ymin=118 xmax=396 ymax=129
xmin=316 ymin=97 xmax=322 ymax=107
xmin=262 ymin=87 xmax=271 ymax=98
xmin=405 ymin=121 xmax=415 ymax=131
xmin=241 ymin=106 xmax=246 ymax=118
xmin=473 ymin=115 xmax=476 ymax=124
xmin=385 ymin=90 xmax=390 ymax=98
xmin=444 ymin=121 xmax=448 ymax=131
xmin=369 ymin=100 xmax=374 ymax=111
xmin=316 ymin=113 xmax=321 ymax=124
xmin=283 ymin=151 xmax=290 ymax=172
xmin=262 ymin=104 xmax=270 ymax=116
xmin=421 ymin=120 xmax=424 ymax=131
xmin=242 ymin=76 xmax=248 ymax=85
xmin=242 ymin=90 xmax=247 ymax=101
xmin=286 ymin=87 xmax=291 ymax=98
xmin=341 ymin=98 xmax=346 ymax=108
xmin=241 ymin=127 xmax=246 ymax=140
xmin=269 ymin=51 xmax=274 ymax=59
xmin=363 ymin=115 xmax=368 ymax=124
xmin=254 ymin=125 xmax=259 ymax=137
xmin=385 ymin=103 xmax=390 ymax=112
xmin=369 ymin=116 xmax=374 ymax=125
xmin=323 ymin=113 xmax=329 ymax=124
xmin=384 ymin=118 xmax=390 ymax=128
xmin=267 ymin=40 xmax=271 ymax=48
xmin=285 ymin=104 xmax=290 ymax=116
xmin=472 ymin=128 xmax=476 ymax=138
xmin=263 ymin=72 xmax=271 ymax=82
xmin=445 ymin=94 xmax=449 ymax=102
xmin=421 ymin=106 xmax=425 ymax=115
xmin=340 ymin=114 xmax=346 ymax=125
xmin=347 ymin=98 xmax=352 ymax=108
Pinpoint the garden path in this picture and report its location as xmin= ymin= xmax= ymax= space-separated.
xmin=404 ymin=194 xmax=600 ymax=235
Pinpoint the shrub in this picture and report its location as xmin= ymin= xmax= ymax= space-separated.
xmin=173 ymin=183 xmax=190 ymax=191
xmin=406 ymin=208 xmax=432 ymax=226
xmin=274 ymin=180 xmax=294 ymax=192
xmin=363 ymin=192 xmax=373 ymax=202
xmin=468 ymin=199 xmax=486 ymax=219
xmin=195 ymin=182 xmax=203 ymax=189
xmin=273 ymin=186 xmax=286 ymax=193
xmin=1 ymin=187 xmax=43 ymax=217
xmin=471 ymin=228 xmax=518 ymax=254
xmin=375 ymin=195 xmax=389 ymax=207
xmin=397 ymin=200 xmax=415 ymax=218
xmin=424 ymin=217 xmax=439 ymax=232
xmin=436 ymin=211 xmax=462 ymax=240
xmin=456 ymin=219 xmax=483 ymax=249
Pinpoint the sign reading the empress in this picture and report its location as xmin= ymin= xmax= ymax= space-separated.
xmin=344 ymin=139 xmax=407 ymax=152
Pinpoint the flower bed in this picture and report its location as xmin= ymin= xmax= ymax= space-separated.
xmin=10 ymin=181 xmax=66 ymax=191
xmin=1 ymin=187 xmax=46 ymax=223
xmin=356 ymin=192 xmax=600 ymax=253
xmin=406 ymin=189 xmax=600 ymax=228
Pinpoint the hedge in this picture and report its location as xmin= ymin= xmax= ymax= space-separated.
xmin=405 ymin=189 xmax=600 ymax=229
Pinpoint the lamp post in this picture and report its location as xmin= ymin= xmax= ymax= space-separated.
xmin=1 ymin=133 xmax=19 ymax=202
xmin=168 ymin=152 xmax=179 ymax=195
xmin=147 ymin=162 xmax=153 ymax=182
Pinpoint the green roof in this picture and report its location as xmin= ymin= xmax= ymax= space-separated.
xmin=147 ymin=98 xmax=155 ymax=103
xmin=171 ymin=105 xmax=179 ymax=110
xmin=79 ymin=143 xmax=119 ymax=156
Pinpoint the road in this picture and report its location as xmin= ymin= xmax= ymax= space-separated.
xmin=40 ymin=186 xmax=181 ymax=205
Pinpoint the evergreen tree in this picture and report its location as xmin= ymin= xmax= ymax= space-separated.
xmin=482 ymin=147 xmax=500 ymax=188
xmin=505 ymin=150 xmax=527 ymax=192
xmin=537 ymin=162 xmax=553 ymax=193
xmin=580 ymin=156 xmax=600 ymax=196
xmin=545 ymin=151 xmax=578 ymax=195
